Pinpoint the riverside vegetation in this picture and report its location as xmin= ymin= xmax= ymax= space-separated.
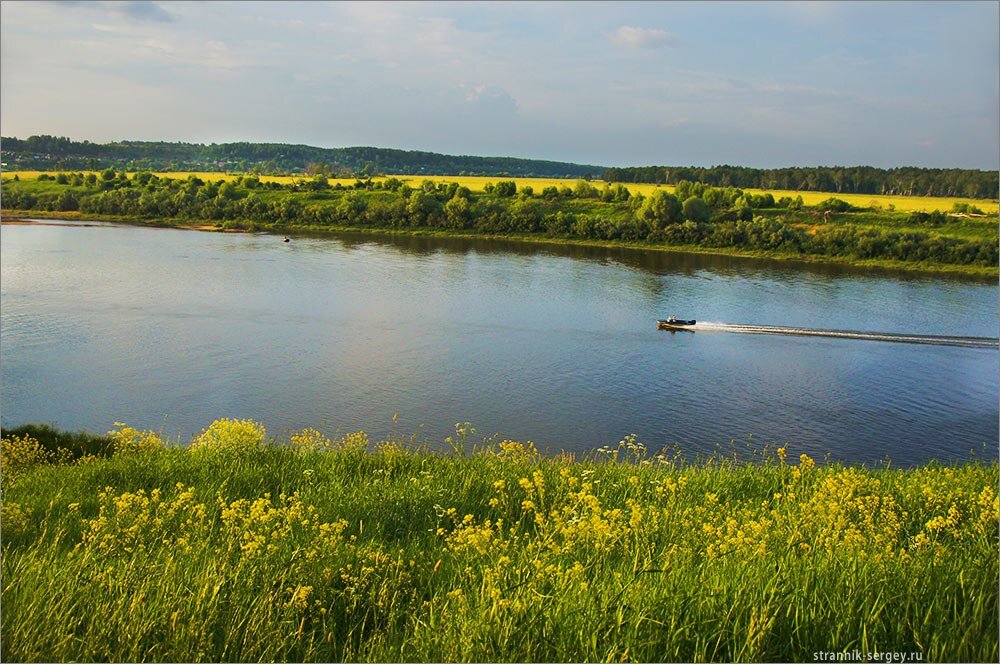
xmin=1 ymin=420 xmax=997 ymax=662
xmin=1 ymin=170 xmax=997 ymax=276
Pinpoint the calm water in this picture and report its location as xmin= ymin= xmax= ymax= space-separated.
xmin=2 ymin=220 xmax=997 ymax=466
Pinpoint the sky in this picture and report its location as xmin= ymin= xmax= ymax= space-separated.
xmin=1 ymin=0 xmax=997 ymax=169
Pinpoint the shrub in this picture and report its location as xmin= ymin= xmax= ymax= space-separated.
xmin=191 ymin=418 xmax=267 ymax=455
xmin=816 ymin=197 xmax=853 ymax=212
xmin=494 ymin=181 xmax=517 ymax=197
xmin=109 ymin=422 xmax=166 ymax=455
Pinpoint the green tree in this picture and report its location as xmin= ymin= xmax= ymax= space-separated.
xmin=406 ymin=190 xmax=442 ymax=225
xmin=494 ymin=181 xmax=517 ymax=197
xmin=444 ymin=195 xmax=471 ymax=229
xmin=540 ymin=186 xmax=559 ymax=200
xmin=56 ymin=191 xmax=79 ymax=211
xmin=337 ymin=193 xmax=368 ymax=222
xmin=574 ymin=180 xmax=598 ymax=198
xmin=381 ymin=177 xmax=404 ymax=192
xmin=510 ymin=199 xmax=541 ymax=231
xmin=638 ymin=190 xmax=683 ymax=231
xmin=218 ymin=182 xmax=240 ymax=200
xmin=682 ymin=196 xmax=711 ymax=223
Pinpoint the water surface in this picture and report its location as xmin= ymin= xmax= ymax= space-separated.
xmin=2 ymin=221 xmax=996 ymax=465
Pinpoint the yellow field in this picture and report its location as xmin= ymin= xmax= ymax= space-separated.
xmin=3 ymin=170 xmax=996 ymax=214
xmin=726 ymin=187 xmax=999 ymax=214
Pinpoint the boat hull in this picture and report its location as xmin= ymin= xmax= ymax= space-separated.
xmin=657 ymin=319 xmax=696 ymax=329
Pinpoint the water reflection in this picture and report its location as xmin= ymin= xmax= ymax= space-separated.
xmin=313 ymin=228 xmax=990 ymax=283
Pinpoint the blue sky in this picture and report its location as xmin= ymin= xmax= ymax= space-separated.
xmin=1 ymin=1 xmax=997 ymax=168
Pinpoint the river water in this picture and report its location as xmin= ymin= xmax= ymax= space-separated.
xmin=1 ymin=220 xmax=996 ymax=466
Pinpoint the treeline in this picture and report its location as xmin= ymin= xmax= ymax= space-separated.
xmin=0 ymin=135 xmax=605 ymax=178
xmin=603 ymin=164 xmax=999 ymax=199
xmin=3 ymin=171 xmax=996 ymax=268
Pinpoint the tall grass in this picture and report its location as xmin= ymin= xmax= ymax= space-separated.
xmin=2 ymin=421 xmax=997 ymax=662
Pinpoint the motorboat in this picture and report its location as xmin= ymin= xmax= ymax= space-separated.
xmin=657 ymin=318 xmax=696 ymax=330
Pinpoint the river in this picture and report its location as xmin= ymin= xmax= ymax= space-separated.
xmin=1 ymin=220 xmax=996 ymax=466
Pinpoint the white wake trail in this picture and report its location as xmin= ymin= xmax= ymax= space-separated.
xmin=687 ymin=322 xmax=999 ymax=349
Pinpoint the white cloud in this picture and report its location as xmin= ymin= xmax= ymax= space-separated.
xmin=456 ymin=83 xmax=519 ymax=122
xmin=51 ymin=1 xmax=174 ymax=23
xmin=607 ymin=26 xmax=675 ymax=49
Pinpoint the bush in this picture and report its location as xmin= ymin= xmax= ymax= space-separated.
xmin=109 ymin=422 xmax=166 ymax=455
xmin=908 ymin=210 xmax=947 ymax=226
xmin=816 ymin=197 xmax=853 ymax=213
xmin=574 ymin=180 xmax=598 ymax=198
xmin=191 ymin=418 xmax=267 ymax=456
xmin=56 ymin=191 xmax=79 ymax=211
xmin=540 ymin=186 xmax=559 ymax=200
xmin=494 ymin=181 xmax=517 ymax=197
xmin=952 ymin=202 xmax=985 ymax=215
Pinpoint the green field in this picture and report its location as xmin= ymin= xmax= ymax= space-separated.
xmin=1 ymin=421 xmax=997 ymax=662
xmin=4 ymin=170 xmax=997 ymax=214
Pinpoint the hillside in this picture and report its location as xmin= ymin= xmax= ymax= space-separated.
xmin=0 ymin=136 xmax=606 ymax=179
xmin=604 ymin=164 xmax=999 ymax=200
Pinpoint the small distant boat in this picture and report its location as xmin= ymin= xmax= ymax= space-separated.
xmin=658 ymin=318 xmax=696 ymax=330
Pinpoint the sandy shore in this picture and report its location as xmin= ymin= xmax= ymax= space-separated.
xmin=1 ymin=214 xmax=242 ymax=233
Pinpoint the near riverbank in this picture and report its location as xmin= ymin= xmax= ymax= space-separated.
xmin=2 ymin=421 xmax=997 ymax=662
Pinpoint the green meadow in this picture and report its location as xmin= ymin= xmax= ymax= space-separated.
xmin=2 ymin=421 xmax=997 ymax=662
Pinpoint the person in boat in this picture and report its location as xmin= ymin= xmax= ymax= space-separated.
xmin=668 ymin=316 xmax=676 ymax=323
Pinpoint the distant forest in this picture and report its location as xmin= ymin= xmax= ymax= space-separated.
xmin=603 ymin=165 xmax=998 ymax=199
xmin=0 ymin=136 xmax=605 ymax=179
xmin=2 ymin=135 xmax=997 ymax=199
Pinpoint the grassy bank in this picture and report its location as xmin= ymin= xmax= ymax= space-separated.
xmin=3 ymin=210 xmax=996 ymax=280
xmin=2 ymin=421 xmax=997 ymax=662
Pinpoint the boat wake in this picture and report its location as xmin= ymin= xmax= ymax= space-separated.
xmin=689 ymin=322 xmax=999 ymax=349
